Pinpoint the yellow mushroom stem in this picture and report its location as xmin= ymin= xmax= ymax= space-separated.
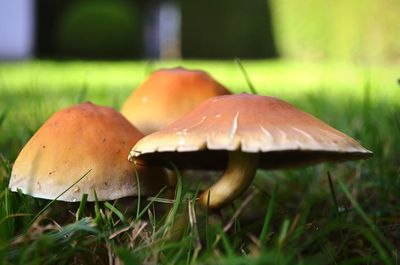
xmin=199 ymin=151 xmax=259 ymax=209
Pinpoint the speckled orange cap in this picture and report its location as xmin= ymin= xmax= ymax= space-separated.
xmin=120 ymin=67 xmax=231 ymax=135
xmin=9 ymin=102 xmax=167 ymax=202
xmin=129 ymin=94 xmax=372 ymax=170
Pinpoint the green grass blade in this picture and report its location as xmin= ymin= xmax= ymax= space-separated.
xmin=337 ymin=177 xmax=393 ymax=264
xmin=392 ymin=109 xmax=400 ymax=133
xmin=327 ymin=172 xmax=340 ymax=216
xmin=205 ymin=190 xmax=211 ymax=252
xmin=136 ymin=187 xmax=167 ymax=221
xmin=93 ymin=190 xmax=102 ymax=225
xmin=50 ymin=217 xmax=97 ymax=241
xmin=162 ymin=162 xmax=183 ymax=228
xmin=277 ymin=219 xmax=290 ymax=248
xmin=76 ymin=193 xmax=88 ymax=221
xmin=259 ymin=185 xmax=278 ymax=247
xmin=337 ymin=177 xmax=376 ymax=231
xmin=135 ymin=167 xmax=141 ymax=220
xmin=104 ymin=202 xmax=126 ymax=223
xmin=234 ymin=58 xmax=258 ymax=95
xmin=115 ymin=247 xmax=142 ymax=265
xmin=362 ymin=77 xmax=371 ymax=128
xmin=0 ymin=111 xmax=7 ymax=128
xmin=76 ymin=84 xmax=88 ymax=103
xmin=215 ymin=224 xmax=234 ymax=257
xmin=3 ymin=188 xmax=14 ymax=235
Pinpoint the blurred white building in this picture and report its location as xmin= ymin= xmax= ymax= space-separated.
xmin=144 ymin=0 xmax=181 ymax=59
xmin=0 ymin=0 xmax=34 ymax=60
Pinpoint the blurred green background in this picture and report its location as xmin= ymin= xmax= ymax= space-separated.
xmin=31 ymin=0 xmax=400 ymax=62
xmin=270 ymin=0 xmax=400 ymax=63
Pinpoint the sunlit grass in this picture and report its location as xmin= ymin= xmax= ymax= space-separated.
xmin=0 ymin=60 xmax=399 ymax=264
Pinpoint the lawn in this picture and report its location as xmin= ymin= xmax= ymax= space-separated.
xmin=0 ymin=60 xmax=399 ymax=264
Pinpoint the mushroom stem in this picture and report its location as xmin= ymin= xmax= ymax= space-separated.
xmin=199 ymin=151 xmax=259 ymax=209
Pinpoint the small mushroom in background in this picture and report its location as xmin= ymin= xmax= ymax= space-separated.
xmin=120 ymin=67 xmax=231 ymax=135
xmin=9 ymin=102 xmax=168 ymax=202
xmin=129 ymin=94 xmax=372 ymax=209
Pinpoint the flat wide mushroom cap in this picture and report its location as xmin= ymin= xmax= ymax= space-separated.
xmin=130 ymin=94 xmax=372 ymax=170
xmin=120 ymin=67 xmax=231 ymax=134
xmin=9 ymin=102 xmax=167 ymax=202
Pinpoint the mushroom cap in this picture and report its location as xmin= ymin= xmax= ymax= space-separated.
xmin=130 ymin=94 xmax=372 ymax=170
xmin=120 ymin=67 xmax=231 ymax=134
xmin=9 ymin=102 xmax=167 ymax=202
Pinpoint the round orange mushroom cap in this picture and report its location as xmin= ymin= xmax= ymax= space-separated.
xmin=120 ymin=67 xmax=231 ymax=135
xmin=129 ymin=94 xmax=372 ymax=208
xmin=9 ymin=102 xmax=167 ymax=202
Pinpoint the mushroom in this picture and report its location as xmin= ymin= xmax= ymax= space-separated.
xmin=120 ymin=67 xmax=231 ymax=135
xmin=9 ymin=102 xmax=167 ymax=202
xmin=129 ymin=94 xmax=372 ymax=209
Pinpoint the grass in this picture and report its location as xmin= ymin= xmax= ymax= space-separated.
xmin=0 ymin=59 xmax=399 ymax=264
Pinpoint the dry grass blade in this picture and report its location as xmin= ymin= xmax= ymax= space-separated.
xmin=130 ymin=221 xmax=148 ymax=247
xmin=188 ymin=198 xmax=202 ymax=264
xmin=146 ymin=197 xmax=175 ymax=204
xmin=11 ymin=215 xmax=61 ymax=245
xmin=224 ymin=189 xmax=259 ymax=232
xmin=106 ymin=241 xmax=114 ymax=265
xmin=246 ymin=233 xmax=261 ymax=256
xmin=211 ymin=189 xmax=259 ymax=250
xmin=109 ymin=226 xmax=131 ymax=240
xmin=188 ymin=199 xmax=197 ymax=229
xmin=287 ymin=214 xmax=300 ymax=238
